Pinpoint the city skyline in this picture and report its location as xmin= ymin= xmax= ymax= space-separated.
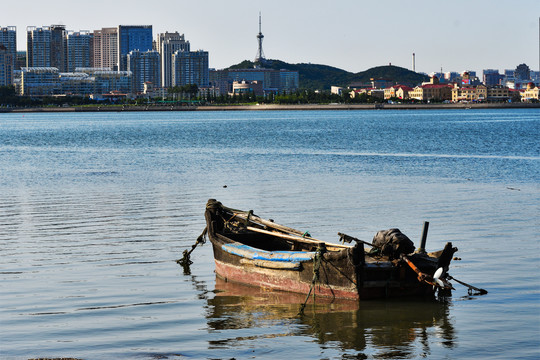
xmin=3 ymin=0 xmax=540 ymax=75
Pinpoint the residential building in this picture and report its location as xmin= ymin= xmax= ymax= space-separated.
xmin=127 ymin=50 xmax=160 ymax=93
xmin=486 ymin=86 xmax=511 ymax=102
xmin=117 ymin=25 xmax=153 ymax=71
xmin=66 ymin=31 xmax=93 ymax=72
xmin=0 ymin=26 xmax=16 ymax=85
xmin=451 ymin=84 xmax=488 ymax=102
xmin=395 ymin=86 xmax=412 ymax=99
xmin=20 ymin=67 xmax=61 ymax=96
xmin=409 ymin=76 xmax=452 ymax=101
xmin=521 ymin=82 xmax=539 ymax=102
xmin=50 ymin=25 xmax=67 ymax=72
xmin=350 ymin=88 xmax=384 ymax=99
xmin=0 ymin=44 xmax=14 ymax=86
xmin=27 ymin=26 xmax=51 ymax=67
xmin=514 ymin=64 xmax=530 ymax=81
xmin=155 ymin=32 xmax=190 ymax=88
xmin=93 ymin=28 xmax=118 ymax=70
xmin=172 ymin=50 xmax=209 ymax=87
xmin=483 ymin=69 xmax=503 ymax=86
xmin=409 ymin=84 xmax=452 ymax=101
xmin=384 ymin=85 xmax=413 ymax=99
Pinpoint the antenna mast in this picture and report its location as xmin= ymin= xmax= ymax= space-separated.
xmin=255 ymin=12 xmax=266 ymax=64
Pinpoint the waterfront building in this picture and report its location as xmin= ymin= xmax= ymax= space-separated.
xmin=118 ymin=25 xmax=153 ymax=71
xmin=409 ymin=84 xmax=452 ymax=101
xmin=172 ymin=50 xmax=209 ymax=87
xmin=384 ymin=85 xmax=413 ymax=99
xmin=231 ymin=80 xmax=263 ymax=96
xmin=521 ymin=82 xmax=539 ymax=102
xmin=77 ymin=67 xmax=132 ymax=95
xmin=93 ymin=28 xmax=118 ymax=70
xmin=59 ymin=72 xmax=95 ymax=95
xmin=155 ymin=32 xmax=190 ymax=88
xmin=486 ymin=86 xmax=511 ymax=101
xmin=350 ymin=88 xmax=384 ymax=99
xmin=20 ymin=67 xmax=61 ymax=96
xmin=0 ymin=26 xmax=16 ymax=85
xmin=66 ymin=31 xmax=93 ymax=72
xmin=127 ymin=50 xmax=160 ymax=93
xmin=451 ymin=85 xmax=488 ymax=102
xmin=26 ymin=26 xmax=51 ymax=67
xmin=211 ymin=67 xmax=299 ymax=96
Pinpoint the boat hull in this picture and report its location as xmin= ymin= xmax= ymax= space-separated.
xmin=204 ymin=199 xmax=449 ymax=301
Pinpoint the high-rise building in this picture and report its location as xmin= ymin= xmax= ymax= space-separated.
xmin=0 ymin=45 xmax=14 ymax=86
xmin=117 ymin=25 xmax=152 ymax=71
xmin=0 ymin=26 xmax=16 ymax=85
xmin=127 ymin=49 xmax=160 ymax=93
xmin=514 ymin=63 xmax=531 ymax=80
xmin=27 ymin=26 xmax=51 ymax=67
xmin=483 ymin=69 xmax=503 ymax=86
xmin=155 ymin=32 xmax=190 ymax=88
xmin=66 ymin=31 xmax=93 ymax=72
xmin=172 ymin=50 xmax=209 ymax=87
xmin=93 ymin=27 xmax=118 ymax=70
xmin=50 ymin=25 xmax=67 ymax=72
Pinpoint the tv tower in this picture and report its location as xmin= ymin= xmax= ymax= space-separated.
xmin=255 ymin=12 xmax=266 ymax=64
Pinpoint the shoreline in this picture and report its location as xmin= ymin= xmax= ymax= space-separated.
xmin=1 ymin=102 xmax=539 ymax=113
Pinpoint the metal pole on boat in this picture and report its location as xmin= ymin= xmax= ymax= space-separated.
xmin=418 ymin=221 xmax=429 ymax=253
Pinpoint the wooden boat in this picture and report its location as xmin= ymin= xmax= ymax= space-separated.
xmin=203 ymin=199 xmax=458 ymax=300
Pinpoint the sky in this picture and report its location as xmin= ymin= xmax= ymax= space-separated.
xmin=5 ymin=0 xmax=540 ymax=75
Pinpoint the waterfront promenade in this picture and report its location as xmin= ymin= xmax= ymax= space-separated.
xmin=1 ymin=102 xmax=539 ymax=113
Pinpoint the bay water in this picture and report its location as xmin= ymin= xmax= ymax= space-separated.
xmin=0 ymin=108 xmax=538 ymax=359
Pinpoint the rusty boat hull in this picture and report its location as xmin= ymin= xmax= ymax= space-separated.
xmin=204 ymin=199 xmax=456 ymax=300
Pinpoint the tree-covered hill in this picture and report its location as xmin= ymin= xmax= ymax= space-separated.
xmin=227 ymin=60 xmax=430 ymax=90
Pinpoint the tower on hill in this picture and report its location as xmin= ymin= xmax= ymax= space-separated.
xmin=254 ymin=12 xmax=266 ymax=66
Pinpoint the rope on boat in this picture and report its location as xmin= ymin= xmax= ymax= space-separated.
xmin=299 ymin=243 xmax=326 ymax=316
xmin=176 ymin=227 xmax=207 ymax=271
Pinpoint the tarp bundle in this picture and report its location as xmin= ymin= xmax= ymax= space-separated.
xmin=372 ymin=228 xmax=415 ymax=259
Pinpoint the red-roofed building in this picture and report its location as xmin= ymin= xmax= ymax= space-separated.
xmin=384 ymin=85 xmax=413 ymax=99
xmin=409 ymin=84 xmax=453 ymax=101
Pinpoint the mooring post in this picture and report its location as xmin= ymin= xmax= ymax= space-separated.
xmin=418 ymin=221 xmax=429 ymax=253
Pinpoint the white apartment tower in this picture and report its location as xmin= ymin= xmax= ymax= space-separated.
xmin=155 ymin=32 xmax=190 ymax=88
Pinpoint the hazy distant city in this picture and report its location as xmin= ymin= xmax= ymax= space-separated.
xmin=0 ymin=23 xmax=539 ymax=104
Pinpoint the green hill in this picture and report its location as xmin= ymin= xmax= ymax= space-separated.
xmin=227 ymin=60 xmax=429 ymax=90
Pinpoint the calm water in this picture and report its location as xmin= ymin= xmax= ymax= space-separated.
xmin=0 ymin=109 xmax=538 ymax=359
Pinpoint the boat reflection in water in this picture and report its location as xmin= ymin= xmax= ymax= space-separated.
xmin=206 ymin=276 xmax=456 ymax=356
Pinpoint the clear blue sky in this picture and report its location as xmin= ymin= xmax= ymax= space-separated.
xmin=5 ymin=0 xmax=540 ymax=75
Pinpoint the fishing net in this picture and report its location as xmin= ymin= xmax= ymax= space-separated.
xmin=372 ymin=228 xmax=415 ymax=259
